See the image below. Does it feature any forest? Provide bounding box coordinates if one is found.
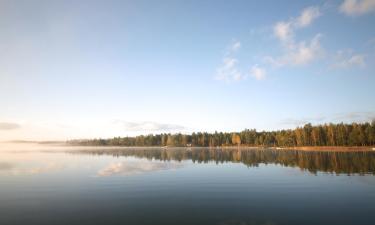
[68,121,375,147]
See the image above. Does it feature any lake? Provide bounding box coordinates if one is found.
[1,145,375,225]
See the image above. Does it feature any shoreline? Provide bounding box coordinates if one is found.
[65,144,375,152]
[276,146,375,152]
[2,142,374,152]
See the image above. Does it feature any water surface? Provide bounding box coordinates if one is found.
[1,146,374,225]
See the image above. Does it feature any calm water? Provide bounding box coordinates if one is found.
[1,145,375,225]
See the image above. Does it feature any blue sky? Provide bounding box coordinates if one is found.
[0,0,375,140]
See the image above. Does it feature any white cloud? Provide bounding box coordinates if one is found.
[281,111,375,127]
[216,49,267,81]
[333,111,375,121]
[217,40,270,81]
[215,57,243,81]
[347,55,366,66]
[331,50,366,68]
[218,6,323,81]
[268,34,323,66]
[295,6,321,28]
[230,41,241,51]
[274,22,293,42]
[250,65,266,80]
[280,116,326,126]
[340,0,375,16]
[216,40,247,82]
[223,57,238,69]
[113,120,185,132]
[269,7,323,67]
[273,6,321,43]
[285,34,323,65]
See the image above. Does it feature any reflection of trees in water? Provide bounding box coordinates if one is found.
[70,148,375,175]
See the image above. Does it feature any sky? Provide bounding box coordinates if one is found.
[1,0,375,141]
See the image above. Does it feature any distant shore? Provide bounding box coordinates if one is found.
[64,143,375,152]
[205,145,375,152]
[2,141,374,152]
[273,146,375,152]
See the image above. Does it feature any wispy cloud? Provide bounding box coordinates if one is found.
[113,120,185,132]
[295,6,322,28]
[333,111,375,122]
[0,122,20,130]
[281,111,375,126]
[215,41,246,82]
[267,34,323,66]
[269,6,323,67]
[366,37,375,48]
[280,116,326,127]
[249,65,266,80]
[273,6,321,44]
[331,50,366,68]
[230,41,241,52]
[340,0,375,16]
[216,40,268,81]
[217,3,370,82]
[215,57,243,81]
[274,21,293,43]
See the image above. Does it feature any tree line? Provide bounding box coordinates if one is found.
[68,121,375,147]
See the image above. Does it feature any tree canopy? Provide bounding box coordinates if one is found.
[68,121,375,147]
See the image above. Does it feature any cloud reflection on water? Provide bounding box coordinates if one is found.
[0,162,64,176]
[97,160,183,177]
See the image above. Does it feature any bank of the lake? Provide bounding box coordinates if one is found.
[272,146,375,152]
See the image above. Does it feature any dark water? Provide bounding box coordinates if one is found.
[1,146,375,225]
